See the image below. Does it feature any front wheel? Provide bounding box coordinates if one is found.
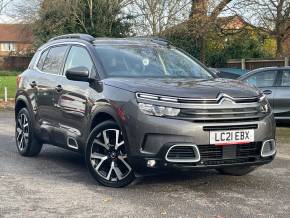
[85,120,135,188]
[216,166,257,176]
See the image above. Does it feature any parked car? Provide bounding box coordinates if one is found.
[239,67,290,122]
[15,34,276,187]
[210,68,248,79]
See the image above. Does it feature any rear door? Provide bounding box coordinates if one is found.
[35,45,69,138]
[273,69,290,120]
[243,70,279,110]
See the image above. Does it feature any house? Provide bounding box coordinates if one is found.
[0,24,33,56]
[283,36,290,56]
[218,15,247,31]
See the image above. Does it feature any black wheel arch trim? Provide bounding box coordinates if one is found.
[15,94,40,136]
[88,102,132,156]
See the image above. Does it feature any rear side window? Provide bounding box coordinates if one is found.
[281,70,290,86]
[36,49,49,70]
[42,46,68,74]
[64,46,94,74]
[245,70,277,88]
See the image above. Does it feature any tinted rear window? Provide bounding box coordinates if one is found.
[42,46,68,74]
[36,49,49,70]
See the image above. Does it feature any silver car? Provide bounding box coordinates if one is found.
[239,67,290,122]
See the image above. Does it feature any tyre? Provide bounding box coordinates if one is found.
[216,166,257,176]
[15,108,43,157]
[85,120,135,188]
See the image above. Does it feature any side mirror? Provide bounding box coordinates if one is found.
[65,66,92,82]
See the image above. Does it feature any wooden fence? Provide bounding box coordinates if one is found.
[0,56,32,71]
[226,57,289,70]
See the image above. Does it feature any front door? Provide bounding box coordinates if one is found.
[54,45,97,149]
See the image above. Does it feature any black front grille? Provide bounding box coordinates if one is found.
[198,142,261,161]
[166,146,196,160]
[237,143,261,157]
[198,145,223,159]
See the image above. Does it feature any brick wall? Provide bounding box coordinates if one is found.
[0,56,32,71]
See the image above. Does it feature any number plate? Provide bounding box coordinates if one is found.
[210,129,254,145]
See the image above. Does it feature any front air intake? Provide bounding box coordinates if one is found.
[261,139,276,157]
[165,144,200,163]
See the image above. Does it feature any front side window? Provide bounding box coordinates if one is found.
[42,46,68,74]
[245,71,277,88]
[95,45,213,79]
[281,70,290,87]
[64,46,94,74]
[0,42,16,52]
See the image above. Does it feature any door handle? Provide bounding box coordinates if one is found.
[55,85,63,92]
[263,90,272,95]
[30,81,37,88]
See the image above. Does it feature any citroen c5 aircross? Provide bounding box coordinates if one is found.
[15,34,276,187]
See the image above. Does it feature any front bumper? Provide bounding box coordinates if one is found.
[123,107,276,172]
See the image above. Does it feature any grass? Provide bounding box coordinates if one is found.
[0,75,17,99]
[0,71,21,76]
[0,71,20,99]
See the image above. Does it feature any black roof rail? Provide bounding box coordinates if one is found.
[49,34,95,43]
[127,37,172,46]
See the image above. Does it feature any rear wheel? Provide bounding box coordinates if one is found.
[15,108,43,157]
[216,166,257,176]
[86,120,135,188]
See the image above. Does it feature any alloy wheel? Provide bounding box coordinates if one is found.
[16,113,29,151]
[90,128,132,182]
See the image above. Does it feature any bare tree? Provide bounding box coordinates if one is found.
[240,0,290,57]
[69,0,132,36]
[0,0,14,14]
[129,0,191,35]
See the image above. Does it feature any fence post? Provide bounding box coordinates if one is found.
[4,87,7,102]
[241,59,246,70]
[285,57,289,66]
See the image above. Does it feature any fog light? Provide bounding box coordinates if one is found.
[147,160,156,168]
[261,139,276,157]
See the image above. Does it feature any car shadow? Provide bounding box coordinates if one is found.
[32,145,274,192]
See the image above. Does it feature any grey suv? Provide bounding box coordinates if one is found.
[15,34,276,187]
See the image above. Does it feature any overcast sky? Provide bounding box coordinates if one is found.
[0,0,23,23]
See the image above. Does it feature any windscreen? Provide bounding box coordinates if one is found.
[95,45,213,79]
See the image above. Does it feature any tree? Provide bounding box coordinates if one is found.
[69,0,133,37]
[188,0,233,62]
[21,0,133,45]
[240,0,290,57]
[129,0,191,35]
[0,0,13,14]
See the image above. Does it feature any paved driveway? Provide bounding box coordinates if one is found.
[0,111,290,217]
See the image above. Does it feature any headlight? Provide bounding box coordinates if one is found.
[138,103,180,117]
[259,95,271,114]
